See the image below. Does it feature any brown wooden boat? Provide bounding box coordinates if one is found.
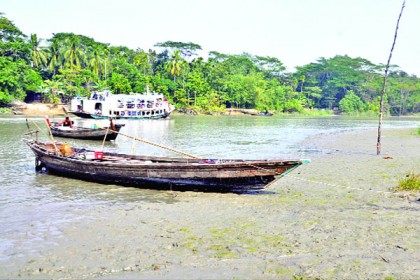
[23,140,305,192]
[50,123,125,141]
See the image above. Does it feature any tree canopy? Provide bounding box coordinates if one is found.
[0,13,419,115]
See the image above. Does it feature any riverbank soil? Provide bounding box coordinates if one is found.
[2,128,419,279]
[7,101,66,116]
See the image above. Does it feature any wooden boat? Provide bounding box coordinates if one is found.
[50,123,125,141]
[23,140,305,192]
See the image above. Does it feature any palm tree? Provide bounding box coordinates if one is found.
[29,34,47,68]
[88,45,105,78]
[166,49,184,82]
[40,79,64,103]
[46,39,62,75]
[133,49,151,75]
[63,34,85,69]
[102,47,110,80]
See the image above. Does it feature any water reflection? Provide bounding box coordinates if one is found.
[30,173,180,205]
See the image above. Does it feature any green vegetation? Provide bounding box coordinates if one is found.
[394,172,420,192]
[1,13,419,114]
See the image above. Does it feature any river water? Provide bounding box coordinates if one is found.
[0,114,418,275]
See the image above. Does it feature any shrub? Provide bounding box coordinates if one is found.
[394,173,420,192]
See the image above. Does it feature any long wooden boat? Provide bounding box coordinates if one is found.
[50,123,125,141]
[24,140,305,192]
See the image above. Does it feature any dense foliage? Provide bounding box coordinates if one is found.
[1,13,419,114]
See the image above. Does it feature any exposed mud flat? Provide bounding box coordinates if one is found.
[1,128,419,279]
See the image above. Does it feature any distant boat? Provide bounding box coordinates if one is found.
[24,140,305,192]
[251,111,273,116]
[69,89,175,119]
[50,122,125,141]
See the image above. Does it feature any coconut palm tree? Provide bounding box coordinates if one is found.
[133,49,151,75]
[63,34,85,69]
[46,39,62,75]
[29,34,47,68]
[166,49,185,82]
[102,47,110,80]
[88,45,105,78]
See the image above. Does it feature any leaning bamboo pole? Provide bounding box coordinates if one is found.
[101,126,110,151]
[108,129,200,159]
[30,119,60,155]
[377,0,406,155]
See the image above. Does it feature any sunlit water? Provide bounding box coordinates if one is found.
[0,114,418,264]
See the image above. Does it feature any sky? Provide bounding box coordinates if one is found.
[2,0,419,76]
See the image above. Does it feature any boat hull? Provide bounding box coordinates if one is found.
[69,111,171,120]
[25,141,303,192]
[50,124,124,141]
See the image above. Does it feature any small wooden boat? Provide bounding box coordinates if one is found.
[23,140,305,192]
[50,123,125,141]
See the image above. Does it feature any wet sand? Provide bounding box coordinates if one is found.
[2,128,419,279]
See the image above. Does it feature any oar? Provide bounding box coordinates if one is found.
[109,129,201,159]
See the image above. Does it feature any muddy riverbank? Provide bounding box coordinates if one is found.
[1,127,419,279]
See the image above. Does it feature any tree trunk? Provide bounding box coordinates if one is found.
[377,0,406,155]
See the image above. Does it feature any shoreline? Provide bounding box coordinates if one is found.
[2,102,420,118]
[1,127,419,279]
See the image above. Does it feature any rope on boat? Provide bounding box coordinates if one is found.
[108,129,201,159]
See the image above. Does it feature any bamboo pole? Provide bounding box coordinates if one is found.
[108,129,201,159]
[44,119,61,156]
[31,119,60,155]
[377,0,406,155]
[101,126,110,151]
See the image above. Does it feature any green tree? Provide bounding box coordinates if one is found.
[339,91,365,113]
[107,72,132,94]
[0,57,42,103]
[0,13,30,61]
[39,79,64,103]
[54,67,97,97]
[155,41,202,59]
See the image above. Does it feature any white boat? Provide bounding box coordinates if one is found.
[69,89,175,119]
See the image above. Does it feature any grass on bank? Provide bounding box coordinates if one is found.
[0,107,12,114]
[393,173,420,192]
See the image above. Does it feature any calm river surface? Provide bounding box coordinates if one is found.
[0,114,418,268]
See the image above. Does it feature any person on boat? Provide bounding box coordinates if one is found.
[58,116,73,128]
